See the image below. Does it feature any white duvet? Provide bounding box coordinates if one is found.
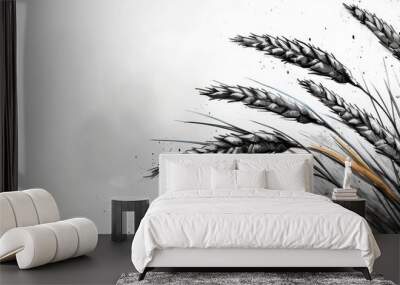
[131,190,380,272]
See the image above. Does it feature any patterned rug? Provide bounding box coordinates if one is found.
[116,272,396,285]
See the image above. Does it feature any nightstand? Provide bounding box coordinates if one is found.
[332,198,366,218]
[111,196,149,242]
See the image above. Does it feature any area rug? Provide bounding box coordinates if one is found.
[116,272,396,285]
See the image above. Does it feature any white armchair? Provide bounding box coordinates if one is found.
[0,188,98,269]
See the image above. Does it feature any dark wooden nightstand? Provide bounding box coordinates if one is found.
[111,196,149,242]
[332,198,366,218]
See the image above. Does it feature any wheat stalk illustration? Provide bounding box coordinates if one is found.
[198,84,322,124]
[231,34,357,85]
[188,131,296,154]
[147,2,400,232]
[300,79,400,165]
[344,4,400,60]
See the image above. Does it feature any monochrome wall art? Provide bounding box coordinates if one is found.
[146,2,400,233]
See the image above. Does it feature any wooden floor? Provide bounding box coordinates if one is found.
[0,235,133,285]
[1,234,398,285]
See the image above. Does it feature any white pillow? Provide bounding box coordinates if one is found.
[238,159,309,191]
[236,169,268,189]
[211,168,236,190]
[165,159,235,191]
[166,162,210,191]
[267,163,307,191]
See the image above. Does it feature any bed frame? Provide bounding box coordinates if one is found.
[139,154,371,280]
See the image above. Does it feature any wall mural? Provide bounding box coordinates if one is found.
[147,3,400,233]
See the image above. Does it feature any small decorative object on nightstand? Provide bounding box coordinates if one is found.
[332,198,366,218]
[111,196,149,242]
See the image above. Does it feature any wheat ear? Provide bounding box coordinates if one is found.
[188,130,298,154]
[231,34,357,85]
[300,79,400,165]
[344,4,400,60]
[198,84,322,124]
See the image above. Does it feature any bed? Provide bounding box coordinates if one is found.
[131,153,380,280]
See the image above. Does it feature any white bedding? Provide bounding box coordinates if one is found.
[131,190,380,273]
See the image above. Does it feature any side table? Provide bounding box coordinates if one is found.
[332,198,366,218]
[111,196,149,242]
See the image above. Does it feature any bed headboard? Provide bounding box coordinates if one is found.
[158,153,314,195]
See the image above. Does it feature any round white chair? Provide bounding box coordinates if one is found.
[0,189,98,269]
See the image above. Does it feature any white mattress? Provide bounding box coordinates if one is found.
[131,190,380,273]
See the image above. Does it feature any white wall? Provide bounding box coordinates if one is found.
[16,0,400,233]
